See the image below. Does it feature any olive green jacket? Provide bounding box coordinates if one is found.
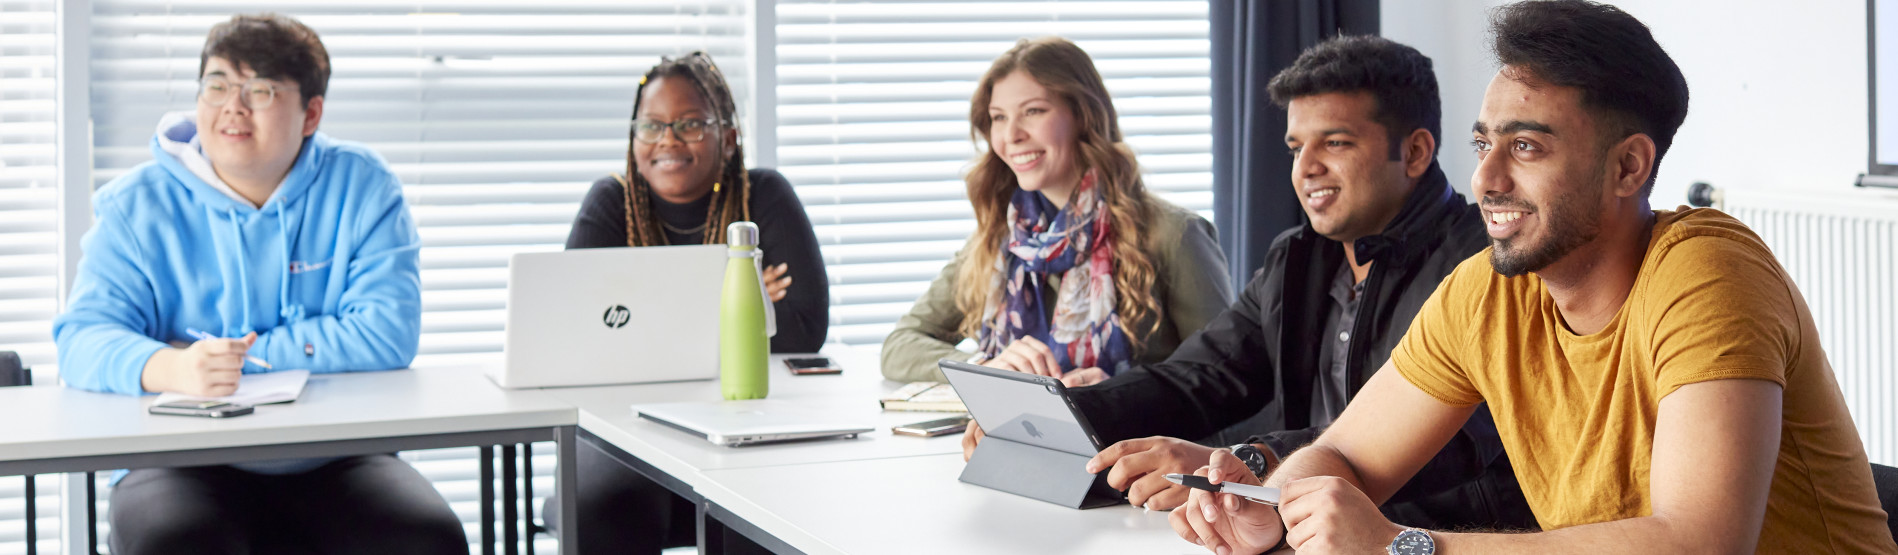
[880,198,1233,382]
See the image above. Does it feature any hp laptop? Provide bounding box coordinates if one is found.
[632,400,877,446]
[487,245,725,388]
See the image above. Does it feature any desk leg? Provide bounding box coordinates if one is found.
[553,426,578,555]
[502,444,519,555]
[698,501,805,555]
[480,446,496,555]
[23,475,33,555]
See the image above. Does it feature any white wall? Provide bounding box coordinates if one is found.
[1384,0,1870,206]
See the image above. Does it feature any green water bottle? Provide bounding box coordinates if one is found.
[720,221,769,400]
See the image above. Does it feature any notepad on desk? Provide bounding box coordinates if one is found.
[155,370,310,406]
[879,381,966,412]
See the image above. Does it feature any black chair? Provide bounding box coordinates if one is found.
[1873,463,1898,547]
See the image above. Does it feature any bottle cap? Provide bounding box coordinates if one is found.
[726,221,759,248]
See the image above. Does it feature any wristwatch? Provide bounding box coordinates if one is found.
[1227,443,1269,478]
[1388,527,1435,555]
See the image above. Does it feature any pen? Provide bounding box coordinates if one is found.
[1164,473,1280,505]
[184,328,274,369]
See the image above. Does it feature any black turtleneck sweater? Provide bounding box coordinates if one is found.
[564,168,829,352]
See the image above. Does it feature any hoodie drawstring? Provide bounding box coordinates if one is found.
[277,203,300,323]
[228,208,253,336]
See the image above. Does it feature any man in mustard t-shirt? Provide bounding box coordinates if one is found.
[1167,1,1897,554]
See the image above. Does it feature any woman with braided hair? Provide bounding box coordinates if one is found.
[553,52,825,554]
[566,51,828,352]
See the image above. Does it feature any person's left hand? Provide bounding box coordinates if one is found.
[1060,367,1108,387]
[1171,450,1282,555]
[763,263,792,302]
[1277,476,1406,554]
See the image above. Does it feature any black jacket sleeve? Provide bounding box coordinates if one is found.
[565,175,630,249]
[747,169,830,353]
[1068,267,1278,445]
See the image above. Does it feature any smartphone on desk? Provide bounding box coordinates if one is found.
[149,400,254,418]
[783,356,842,375]
[893,414,971,437]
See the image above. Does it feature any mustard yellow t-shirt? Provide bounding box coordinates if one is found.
[1392,208,1894,553]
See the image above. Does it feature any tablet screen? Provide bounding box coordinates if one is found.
[938,360,1099,456]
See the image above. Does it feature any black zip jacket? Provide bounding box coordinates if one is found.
[1069,162,1535,529]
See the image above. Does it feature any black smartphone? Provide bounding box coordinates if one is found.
[892,414,971,437]
[783,356,842,375]
[149,400,254,418]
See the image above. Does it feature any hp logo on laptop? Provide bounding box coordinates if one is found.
[602,305,631,329]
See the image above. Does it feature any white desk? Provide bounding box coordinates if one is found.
[560,348,1197,554]
[699,454,1200,555]
[545,348,963,489]
[0,367,581,554]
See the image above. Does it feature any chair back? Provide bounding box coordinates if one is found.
[0,351,27,387]
[1873,463,1898,548]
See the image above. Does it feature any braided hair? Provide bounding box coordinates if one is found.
[621,51,751,246]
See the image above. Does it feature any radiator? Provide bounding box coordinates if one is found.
[1710,188,1898,467]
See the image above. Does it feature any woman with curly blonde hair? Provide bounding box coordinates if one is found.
[882,37,1231,386]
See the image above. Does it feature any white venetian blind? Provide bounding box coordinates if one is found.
[86,0,752,368]
[80,3,750,552]
[0,1,60,370]
[0,1,61,553]
[774,0,1215,345]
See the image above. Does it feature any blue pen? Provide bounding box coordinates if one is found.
[184,328,274,369]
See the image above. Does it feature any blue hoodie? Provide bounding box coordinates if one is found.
[54,114,423,396]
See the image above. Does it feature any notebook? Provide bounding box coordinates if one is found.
[154,369,310,406]
[879,382,967,412]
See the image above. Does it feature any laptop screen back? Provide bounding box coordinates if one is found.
[939,360,1099,456]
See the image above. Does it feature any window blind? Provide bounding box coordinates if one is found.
[85,0,752,368]
[773,0,1215,346]
[0,1,60,371]
[0,2,60,550]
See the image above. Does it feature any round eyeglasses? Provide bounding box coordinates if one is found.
[633,117,728,144]
[198,77,281,110]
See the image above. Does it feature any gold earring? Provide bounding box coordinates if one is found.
[713,182,721,193]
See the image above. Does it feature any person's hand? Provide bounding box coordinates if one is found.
[961,419,986,461]
[762,263,792,302]
[1171,449,1283,555]
[1060,367,1108,387]
[1277,476,1405,554]
[1086,437,1215,510]
[143,332,256,396]
[984,336,1062,377]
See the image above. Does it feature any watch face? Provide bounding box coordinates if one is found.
[1229,445,1267,476]
[1391,529,1434,555]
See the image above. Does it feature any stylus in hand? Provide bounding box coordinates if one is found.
[1164,473,1280,506]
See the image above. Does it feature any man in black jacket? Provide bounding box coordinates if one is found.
[962,36,1533,529]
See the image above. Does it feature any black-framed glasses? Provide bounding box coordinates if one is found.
[633,117,727,144]
[198,77,281,110]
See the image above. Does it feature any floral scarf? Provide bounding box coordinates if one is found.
[976,172,1132,375]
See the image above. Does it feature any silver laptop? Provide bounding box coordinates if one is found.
[633,400,877,446]
[488,245,725,389]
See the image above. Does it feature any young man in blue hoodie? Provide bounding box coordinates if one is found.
[52,13,466,555]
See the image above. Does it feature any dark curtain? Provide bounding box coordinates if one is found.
[1209,0,1380,289]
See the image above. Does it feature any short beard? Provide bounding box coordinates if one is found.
[1489,167,1606,277]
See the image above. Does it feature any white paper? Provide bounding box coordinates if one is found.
[155,370,310,406]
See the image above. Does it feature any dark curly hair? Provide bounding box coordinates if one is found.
[1490,0,1689,196]
[1266,35,1441,160]
[199,13,330,108]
